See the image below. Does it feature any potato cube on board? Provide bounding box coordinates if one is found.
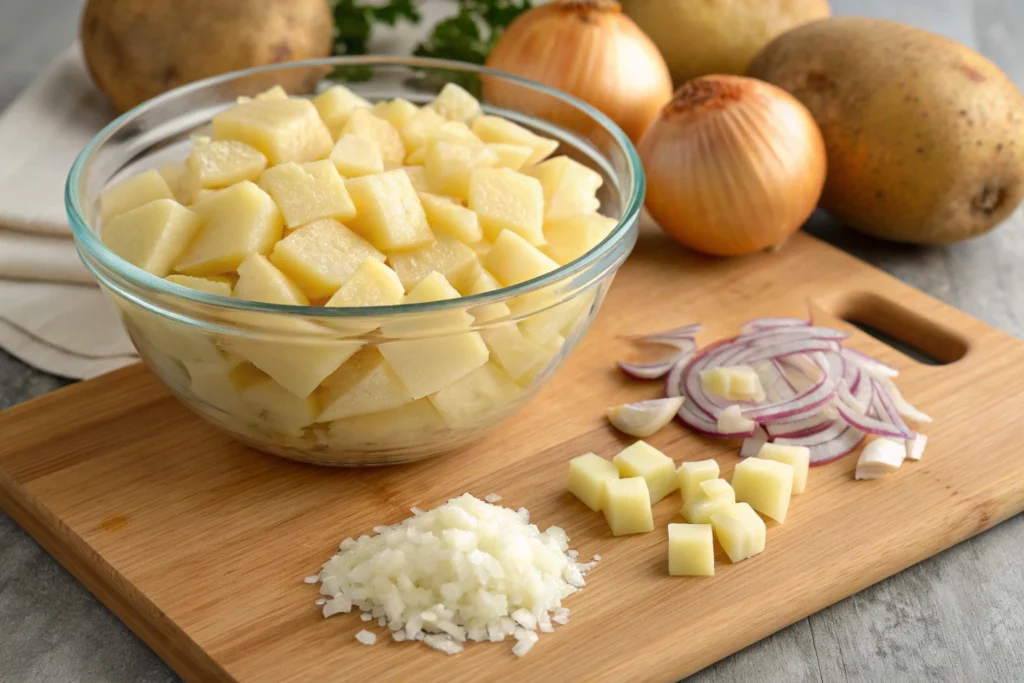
[213,98,333,166]
[102,199,200,277]
[481,323,559,383]
[317,348,414,422]
[378,332,489,399]
[681,478,736,523]
[471,115,559,166]
[430,83,482,123]
[314,86,371,139]
[731,457,794,523]
[240,375,321,432]
[419,192,483,244]
[187,140,267,190]
[387,236,480,292]
[711,502,766,563]
[345,170,433,252]
[568,453,619,512]
[483,229,559,287]
[613,441,678,504]
[527,156,602,222]
[603,477,655,536]
[400,106,448,153]
[258,160,356,230]
[341,108,405,168]
[487,143,533,172]
[668,523,714,577]
[99,169,175,223]
[427,362,521,428]
[174,181,283,276]
[373,98,420,130]
[469,168,546,245]
[328,398,445,450]
[677,459,720,503]
[425,139,498,200]
[380,271,474,337]
[165,274,232,297]
[331,134,385,178]
[269,218,383,299]
[542,213,618,265]
[758,443,810,494]
[233,253,308,306]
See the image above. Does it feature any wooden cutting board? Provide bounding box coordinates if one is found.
[2,227,1023,683]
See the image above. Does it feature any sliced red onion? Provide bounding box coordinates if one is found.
[870,378,914,438]
[638,323,702,342]
[739,318,810,334]
[765,414,834,439]
[739,426,769,457]
[806,426,867,465]
[740,326,850,345]
[741,376,836,422]
[619,341,694,380]
[677,402,755,438]
[877,377,932,424]
[665,356,688,398]
[836,380,867,414]
[842,348,899,378]
[835,402,912,439]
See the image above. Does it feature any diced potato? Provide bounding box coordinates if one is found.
[160,162,193,204]
[317,347,414,422]
[330,134,384,178]
[603,477,654,536]
[399,106,447,153]
[345,170,433,251]
[419,192,483,244]
[425,139,499,200]
[213,98,333,165]
[186,359,260,415]
[481,323,558,383]
[240,374,321,432]
[527,156,603,221]
[429,83,482,123]
[233,253,308,305]
[469,168,545,245]
[387,236,479,292]
[677,459,720,503]
[517,291,592,346]
[405,146,427,166]
[174,181,283,276]
[710,502,766,563]
[699,478,736,503]
[378,332,489,399]
[568,452,619,512]
[269,218,384,298]
[471,115,559,166]
[99,169,175,223]
[681,478,736,523]
[341,108,405,168]
[258,160,356,230]
[487,143,533,171]
[431,121,479,145]
[462,268,511,324]
[542,213,617,265]
[380,271,473,337]
[668,523,714,577]
[314,85,371,139]
[613,440,678,504]
[401,166,431,194]
[427,362,521,427]
[483,229,558,287]
[235,86,288,104]
[102,199,200,277]
[165,274,232,297]
[758,443,810,494]
[731,457,794,523]
[700,365,763,401]
[187,140,267,190]
[373,98,420,129]
[322,257,405,336]
[328,398,446,450]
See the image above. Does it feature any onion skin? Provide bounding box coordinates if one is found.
[639,75,827,256]
[484,0,673,142]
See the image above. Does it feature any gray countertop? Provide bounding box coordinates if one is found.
[2,1,1024,681]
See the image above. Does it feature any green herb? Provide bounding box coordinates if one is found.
[331,0,421,81]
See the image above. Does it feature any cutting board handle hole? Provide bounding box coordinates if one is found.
[832,292,968,366]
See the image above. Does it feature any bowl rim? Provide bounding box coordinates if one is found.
[66,55,644,318]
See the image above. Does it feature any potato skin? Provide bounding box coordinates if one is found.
[81,0,334,112]
[748,17,1024,244]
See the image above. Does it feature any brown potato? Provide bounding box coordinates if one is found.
[749,17,1024,244]
[80,0,334,112]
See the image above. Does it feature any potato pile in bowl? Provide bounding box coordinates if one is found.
[97,82,616,459]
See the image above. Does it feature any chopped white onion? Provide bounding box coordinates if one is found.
[355,630,376,645]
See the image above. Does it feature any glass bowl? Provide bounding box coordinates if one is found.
[66,57,642,466]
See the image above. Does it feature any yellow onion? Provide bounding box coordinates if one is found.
[485,0,673,142]
[639,75,827,256]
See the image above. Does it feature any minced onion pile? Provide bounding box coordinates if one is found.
[313,493,596,657]
[619,318,931,465]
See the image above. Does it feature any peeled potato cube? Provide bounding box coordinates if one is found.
[528,156,603,221]
[484,229,558,287]
[341,108,405,168]
[373,98,420,130]
[102,199,200,277]
[258,160,356,230]
[469,168,545,245]
[603,477,654,536]
[325,257,404,308]
[758,443,810,494]
[711,502,766,563]
[517,292,592,346]
[213,98,333,165]
[405,146,427,166]
[314,85,371,139]
[420,192,483,244]
[542,213,617,265]
[381,271,474,337]
[317,347,414,422]
[568,452,619,512]
[387,236,479,292]
[269,218,384,299]
[345,170,433,251]
[487,143,533,171]
[328,398,445,450]
[425,139,499,200]
[428,362,521,427]
[174,181,283,276]
[401,166,431,194]
[330,134,384,178]
[699,478,736,503]
[668,523,714,577]
[165,274,232,297]
[240,375,321,432]
[400,106,447,153]
[430,83,481,122]
[160,162,193,204]
[187,140,267,190]
[677,459,720,503]
[613,440,678,504]
[186,359,259,415]
[99,169,175,223]
[431,121,480,145]
[233,253,308,305]
[471,115,559,166]
[481,323,559,383]
[731,457,794,523]
[681,496,734,525]
[701,365,763,401]
[462,269,511,324]
[378,332,489,399]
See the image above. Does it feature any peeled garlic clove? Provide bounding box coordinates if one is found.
[607,397,685,438]
[855,438,906,480]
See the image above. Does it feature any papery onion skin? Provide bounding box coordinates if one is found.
[639,75,827,256]
[484,0,673,142]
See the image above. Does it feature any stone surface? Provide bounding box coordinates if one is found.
[1,1,1023,681]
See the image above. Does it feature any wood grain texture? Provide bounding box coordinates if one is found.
[2,228,1024,682]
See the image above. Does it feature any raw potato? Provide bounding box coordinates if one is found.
[269,218,383,299]
[214,98,333,166]
[427,362,521,427]
[102,199,200,277]
[668,523,714,577]
[748,17,1024,244]
[568,452,620,512]
[603,477,655,536]
[612,441,678,504]
[99,169,175,223]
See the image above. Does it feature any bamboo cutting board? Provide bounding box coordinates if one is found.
[2,227,1023,683]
